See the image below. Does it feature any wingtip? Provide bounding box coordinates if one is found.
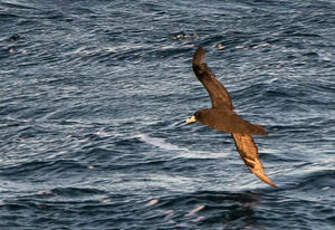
[192,47,205,66]
[252,159,276,187]
[260,175,276,188]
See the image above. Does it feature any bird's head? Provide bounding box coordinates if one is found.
[186,111,203,124]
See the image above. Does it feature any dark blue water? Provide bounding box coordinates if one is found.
[1,0,335,229]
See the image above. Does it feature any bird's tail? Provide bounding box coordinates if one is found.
[248,123,267,136]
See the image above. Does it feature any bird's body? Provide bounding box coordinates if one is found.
[193,108,267,135]
[187,47,275,187]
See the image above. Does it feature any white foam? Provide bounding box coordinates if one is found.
[136,133,228,159]
[136,133,187,151]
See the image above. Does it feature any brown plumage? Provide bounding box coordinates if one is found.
[187,47,275,187]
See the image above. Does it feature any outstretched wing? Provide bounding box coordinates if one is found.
[192,47,233,110]
[232,133,275,187]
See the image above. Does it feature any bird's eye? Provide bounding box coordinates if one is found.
[194,111,201,119]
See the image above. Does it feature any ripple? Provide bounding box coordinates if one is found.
[1,0,335,229]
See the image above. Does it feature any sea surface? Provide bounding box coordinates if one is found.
[1,0,335,229]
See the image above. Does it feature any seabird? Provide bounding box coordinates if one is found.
[186,47,275,187]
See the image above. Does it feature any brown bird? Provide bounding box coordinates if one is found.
[186,47,275,187]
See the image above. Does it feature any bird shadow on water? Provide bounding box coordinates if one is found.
[144,190,269,229]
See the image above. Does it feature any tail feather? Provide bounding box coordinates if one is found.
[249,123,267,136]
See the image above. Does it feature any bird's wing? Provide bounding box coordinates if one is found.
[192,47,233,110]
[232,133,275,187]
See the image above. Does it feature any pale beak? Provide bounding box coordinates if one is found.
[186,115,196,124]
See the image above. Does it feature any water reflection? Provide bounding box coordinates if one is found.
[147,190,267,229]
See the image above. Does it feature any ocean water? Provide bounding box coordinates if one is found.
[1,0,335,229]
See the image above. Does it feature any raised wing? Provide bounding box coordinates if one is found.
[192,47,233,109]
[232,133,275,187]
